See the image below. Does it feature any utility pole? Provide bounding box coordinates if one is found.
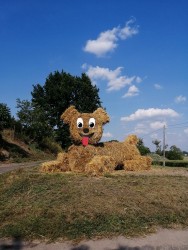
[163,125,166,167]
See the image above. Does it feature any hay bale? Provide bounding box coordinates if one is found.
[41,106,151,175]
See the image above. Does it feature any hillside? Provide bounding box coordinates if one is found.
[0,129,54,162]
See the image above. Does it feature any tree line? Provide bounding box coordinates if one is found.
[138,138,185,160]
[0,69,186,159]
[0,70,102,152]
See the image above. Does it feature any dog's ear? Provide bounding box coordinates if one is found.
[93,108,110,125]
[60,106,80,124]
[125,135,139,145]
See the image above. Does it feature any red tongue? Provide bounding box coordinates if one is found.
[82,137,89,146]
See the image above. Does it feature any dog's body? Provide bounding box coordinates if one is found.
[42,106,151,175]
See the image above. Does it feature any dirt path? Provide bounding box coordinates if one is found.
[0,228,188,249]
[0,161,44,174]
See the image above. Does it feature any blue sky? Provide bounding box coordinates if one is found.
[0,0,188,151]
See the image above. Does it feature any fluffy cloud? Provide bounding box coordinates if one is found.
[83,28,118,57]
[121,108,179,122]
[132,121,167,136]
[133,123,148,134]
[135,77,142,83]
[175,95,186,103]
[118,18,139,39]
[84,65,138,91]
[83,18,138,57]
[102,132,113,138]
[150,121,167,130]
[122,85,139,98]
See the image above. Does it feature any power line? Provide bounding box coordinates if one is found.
[140,121,188,139]
[168,121,188,127]
[142,128,163,137]
[167,125,188,130]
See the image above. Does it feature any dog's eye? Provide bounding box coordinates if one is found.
[77,118,83,128]
[89,118,95,128]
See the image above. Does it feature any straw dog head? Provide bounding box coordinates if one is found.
[61,106,110,145]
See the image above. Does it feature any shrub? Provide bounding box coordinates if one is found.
[165,145,184,160]
[39,137,62,155]
[148,153,164,165]
[153,160,188,168]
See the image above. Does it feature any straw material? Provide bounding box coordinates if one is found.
[41,106,151,175]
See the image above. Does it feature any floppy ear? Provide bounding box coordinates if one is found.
[60,106,80,124]
[93,108,110,125]
[125,135,139,145]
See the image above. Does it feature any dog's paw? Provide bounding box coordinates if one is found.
[85,156,115,176]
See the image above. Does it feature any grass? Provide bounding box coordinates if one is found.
[184,156,188,161]
[0,166,188,242]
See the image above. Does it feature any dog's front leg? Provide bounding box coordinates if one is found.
[85,156,116,176]
[41,152,70,172]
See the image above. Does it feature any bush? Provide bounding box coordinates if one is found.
[137,138,151,156]
[148,153,164,165]
[153,160,188,168]
[39,137,62,155]
[165,145,184,160]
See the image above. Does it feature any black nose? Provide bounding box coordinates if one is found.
[83,128,89,133]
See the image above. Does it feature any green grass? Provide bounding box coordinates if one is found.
[0,166,188,241]
[184,156,188,161]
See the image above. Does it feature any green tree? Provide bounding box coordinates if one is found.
[31,70,102,147]
[165,145,184,160]
[152,139,162,155]
[16,99,53,143]
[137,138,151,155]
[0,103,12,130]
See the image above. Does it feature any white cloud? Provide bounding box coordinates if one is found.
[121,108,179,122]
[118,18,139,39]
[175,95,186,103]
[83,18,138,57]
[134,123,148,134]
[135,76,142,83]
[154,84,163,90]
[84,65,137,91]
[83,28,118,57]
[122,85,139,98]
[184,128,188,135]
[103,132,113,138]
[150,121,167,130]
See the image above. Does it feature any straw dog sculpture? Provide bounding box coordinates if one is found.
[42,106,151,175]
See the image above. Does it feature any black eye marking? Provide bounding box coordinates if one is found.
[77,118,83,128]
[89,118,95,128]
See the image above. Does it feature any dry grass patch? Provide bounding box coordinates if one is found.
[0,166,188,241]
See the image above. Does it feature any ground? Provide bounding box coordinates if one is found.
[0,162,188,250]
[0,228,188,249]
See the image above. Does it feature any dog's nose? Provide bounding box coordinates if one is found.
[83,128,89,133]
